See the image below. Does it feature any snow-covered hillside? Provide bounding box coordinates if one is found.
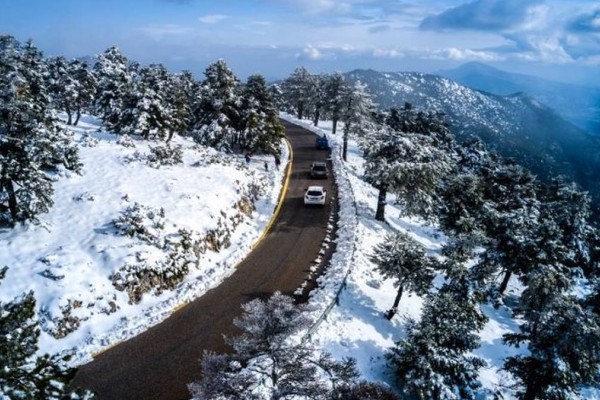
[284,114,600,400]
[0,115,287,364]
[437,62,600,134]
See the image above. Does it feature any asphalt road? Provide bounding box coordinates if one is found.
[72,121,337,400]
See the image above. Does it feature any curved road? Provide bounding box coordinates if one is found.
[73,121,337,400]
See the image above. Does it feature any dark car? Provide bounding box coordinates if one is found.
[316,135,329,150]
[310,161,328,179]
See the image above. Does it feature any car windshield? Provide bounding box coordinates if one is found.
[313,165,326,171]
[307,190,323,196]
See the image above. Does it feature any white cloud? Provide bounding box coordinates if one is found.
[299,44,323,60]
[199,14,228,24]
[442,47,505,61]
[371,46,504,62]
[274,0,364,15]
[137,24,193,40]
[372,48,403,58]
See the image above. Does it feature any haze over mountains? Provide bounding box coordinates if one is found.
[437,62,600,135]
[344,69,600,217]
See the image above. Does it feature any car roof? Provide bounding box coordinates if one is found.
[307,185,325,191]
[312,161,327,166]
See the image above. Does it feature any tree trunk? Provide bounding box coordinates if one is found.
[297,101,304,120]
[385,285,403,320]
[66,105,72,125]
[499,270,512,295]
[342,123,349,161]
[74,109,82,126]
[332,118,338,134]
[313,105,320,126]
[166,130,174,143]
[375,186,387,221]
[523,379,541,400]
[1,178,18,223]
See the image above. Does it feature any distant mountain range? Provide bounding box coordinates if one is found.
[343,69,600,216]
[436,62,600,135]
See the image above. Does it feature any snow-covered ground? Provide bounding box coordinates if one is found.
[3,113,598,399]
[0,115,287,365]
[281,114,600,400]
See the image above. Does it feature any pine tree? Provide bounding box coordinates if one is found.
[68,59,97,126]
[116,63,172,140]
[0,267,94,399]
[307,73,324,126]
[537,178,596,276]
[503,269,600,400]
[282,66,312,120]
[46,56,73,123]
[362,125,452,222]
[370,232,438,320]
[343,382,403,400]
[388,271,487,400]
[165,70,197,141]
[341,80,375,161]
[268,83,288,113]
[192,59,240,151]
[46,57,96,126]
[497,175,600,398]
[1,36,80,225]
[471,160,540,298]
[93,46,132,132]
[323,72,349,135]
[438,139,491,235]
[239,74,284,155]
[189,292,359,400]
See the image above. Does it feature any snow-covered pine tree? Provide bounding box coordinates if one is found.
[282,66,312,120]
[437,139,491,235]
[361,126,405,222]
[189,292,360,400]
[116,63,172,140]
[323,72,349,134]
[500,176,600,399]
[370,231,438,320]
[93,46,132,132]
[165,70,198,141]
[306,73,324,126]
[387,269,487,400]
[0,267,94,399]
[192,59,240,151]
[503,266,600,400]
[470,160,540,298]
[537,178,596,276]
[362,124,453,222]
[69,59,97,126]
[0,36,80,225]
[46,57,97,126]
[239,74,284,155]
[343,382,402,400]
[46,56,73,123]
[268,82,288,114]
[341,80,375,161]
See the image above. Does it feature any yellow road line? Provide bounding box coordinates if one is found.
[253,139,293,249]
[92,340,122,359]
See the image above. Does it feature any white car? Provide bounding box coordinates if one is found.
[304,186,327,207]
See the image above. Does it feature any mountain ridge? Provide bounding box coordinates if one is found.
[343,68,600,216]
[436,62,600,134]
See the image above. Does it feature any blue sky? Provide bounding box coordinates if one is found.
[1,0,599,84]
